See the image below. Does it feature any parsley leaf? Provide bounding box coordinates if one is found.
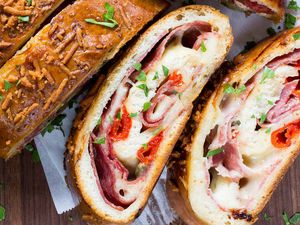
[290,212,300,224]
[137,84,149,97]
[267,27,276,36]
[143,102,151,112]
[263,212,272,221]
[4,80,12,91]
[27,0,32,6]
[136,71,147,82]
[162,65,169,77]
[85,18,116,28]
[41,114,66,136]
[18,16,29,22]
[103,2,117,24]
[97,117,102,125]
[25,143,35,152]
[285,13,296,29]
[130,113,137,118]
[0,206,5,221]
[293,33,300,40]
[0,94,2,101]
[267,100,274,105]
[259,113,267,124]
[260,67,275,84]
[117,110,122,120]
[224,84,246,95]
[153,126,163,135]
[142,143,148,150]
[283,212,291,225]
[288,0,300,10]
[200,41,207,52]
[134,62,142,71]
[153,71,159,80]
[265,127,271,134]
[94,137,105,145]
[206,147,224,157]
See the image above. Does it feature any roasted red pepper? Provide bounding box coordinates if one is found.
[137,131,164,164]
[168,71,184,87]
[271,119,300,148]
[109,105,132,141]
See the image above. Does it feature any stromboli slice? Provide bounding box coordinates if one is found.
[0,0,65,66]
[222,0,284,22]
[0,0,166,159]
[167,27,300,225]
[67,5,232,224]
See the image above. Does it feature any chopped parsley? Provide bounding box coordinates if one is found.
[117,110,122,120]
[143,102,151,112]
[41,114,66,136]
[142,143,148,150]
[224,84,246,95]
[267,100,274,105]
[267,27,276,36]
[18,16,29,23]
[265,127,271,134]
[0,206,5,221]
[200,41,207,52]
[260,67,275,84]
[263,212,272,221]
[137,84,149,97]
[285,13,296,29]
[153,126,162,135]
[259,113,267,124]
[288,0,300,10]
[85,3,118,28]
[293,33,300,40]
[290,213,300,224]
[130,113,137,118]
[134,62,142,71]
[206,147,224,157]
[25,143,40,163]
[0,94,2,101]
[283,212,291,225]
[109,115,113,124]
[136,71,147,82]
[97,117,102,125]
[94,137,105,145]
[162,65,169,77]
[4,80,12,91]
[153,71,159,80]
[27,0,32,6]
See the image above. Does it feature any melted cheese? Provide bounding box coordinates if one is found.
[113,33,220,170]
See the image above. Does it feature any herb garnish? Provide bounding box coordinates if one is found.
[288,0,300,10]
[0,206,5,221]
[25,143,40,163]
[267,100,274,105]
[94,137,106,145]
[0,94,2,101]
[267,27,276,36]
[137,84,149,97]
[259,113,267,124]
[85,3,118,28]
[260,67,275,84]
[18,16,29,23]
[206,147,224,157]
[137,71,147,82]
[4,80,12,91]
[200,41,207,52]
[117,110,122,120]
[293,33,300,40]
[27,0,32,6]
[224,84,246,95]
[285,13,296,29]
[162,65,169,77]
[97,117,102,125]
[41,114,66,136]
[143,102,151,112]
[134,62,142,71]
[130,113,137,118]
[290,213,300,224]
[153,126,162,135]
[142,143,148,150]
[265,127,271,134]
[153,71,159,80]
[263,212,272,221]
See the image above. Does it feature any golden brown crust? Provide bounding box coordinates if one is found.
[0,0,65,66]
[168,26,300,224]
[0,0,167,159]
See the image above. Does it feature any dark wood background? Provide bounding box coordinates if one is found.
[0,149,299,225]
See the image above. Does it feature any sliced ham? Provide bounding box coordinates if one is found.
[235,0,273,14]
[267,49,300,70]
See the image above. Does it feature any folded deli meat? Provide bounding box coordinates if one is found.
[222,0,284,22]
[167,27,300,225]
[67,5,232,224]
[0,0,165,159]
[0,0,65,66]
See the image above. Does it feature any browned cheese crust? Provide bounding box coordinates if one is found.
[167,26,300,225]
[0,0,66,66]
[0,0,167,159]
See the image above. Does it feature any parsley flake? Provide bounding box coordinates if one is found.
[288,0,300,10]
[224,84,246,95]
[162,65,169,77]
[143,102,151,112]
[263,212,272,221]
[206,147,224,157]
[290,212,300,224]
[130,113,138,118]
[4,80,12,91]
[259,113,267,124]
[94,137,105,145]
[265,127,271,134]
[117,110,122,120]
[285,13,296,29]
[137,71,147,82]
[283,212,291,225]
[293,33,300,40]
[18,16,29,22]
[137,84,149,97]
[0,206,5,221]
[267,27,276,36]
[260,67,275,84]
[200,41,207,52]
[142,143,148,150]
[27,0,32,6]
[0,94,2,101]
[41,114,66,136]
[134,62,142,71]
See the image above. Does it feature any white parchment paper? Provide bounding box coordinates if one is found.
[34,0,299,223]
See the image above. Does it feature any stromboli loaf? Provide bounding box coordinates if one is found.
[0,0,166,159]
[0,0,65,66]
[167,27,300,225]
[222,0,284,22]
[67,5,233,224]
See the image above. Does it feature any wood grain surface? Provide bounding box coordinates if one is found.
[0,149,299,225]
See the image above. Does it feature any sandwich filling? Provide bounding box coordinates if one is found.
[204,48,300,214]
[89,21,220,209]
[225,0,275,14]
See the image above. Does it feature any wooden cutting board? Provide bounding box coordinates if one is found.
[0,150,299,225]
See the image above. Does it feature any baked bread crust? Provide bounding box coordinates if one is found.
[67,5,233,224]
[167,26,300,225]
[0,0,166,159]
[0,0,65,66]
